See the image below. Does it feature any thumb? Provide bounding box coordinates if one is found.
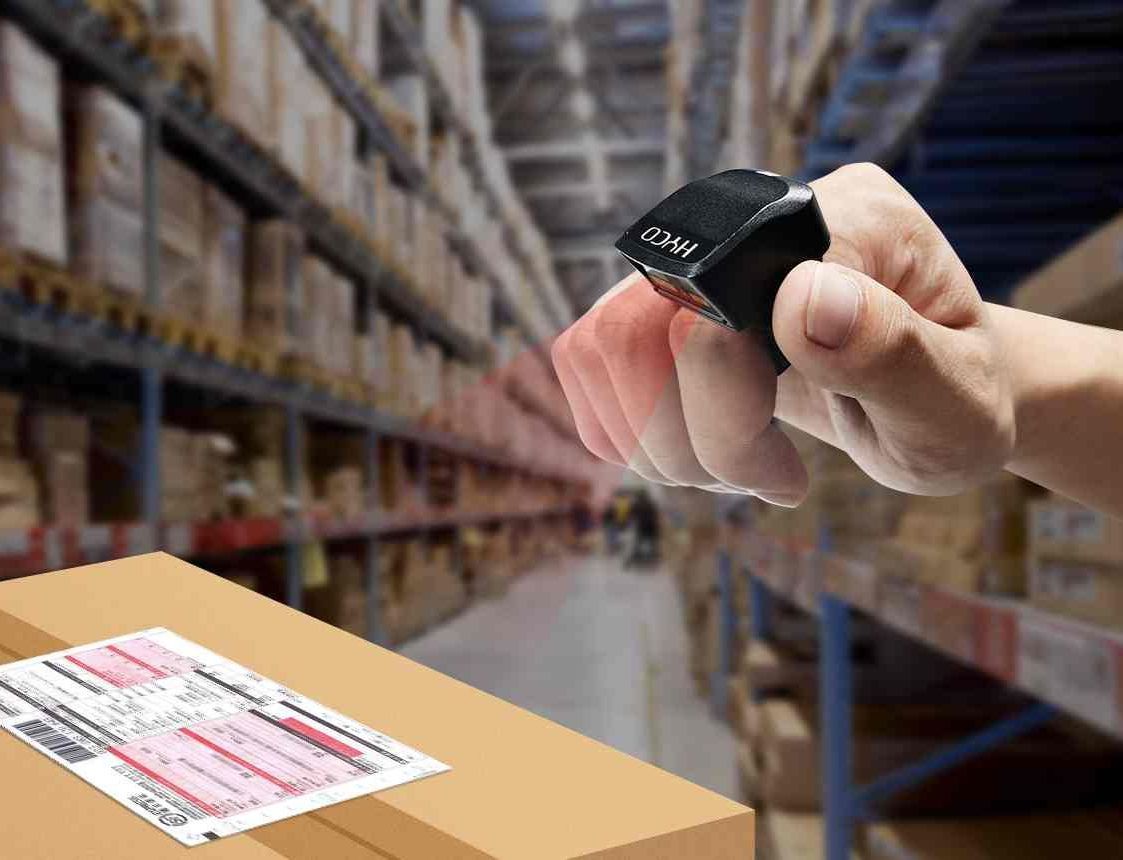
[773,260,960,407]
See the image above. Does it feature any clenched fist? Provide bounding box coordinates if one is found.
[551,163,1017,506]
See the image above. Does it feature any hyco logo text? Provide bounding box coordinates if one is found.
[640,227,699,259]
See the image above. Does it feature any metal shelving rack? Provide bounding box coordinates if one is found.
[713,531,1123,859]
[695,2,1123,857]
[0,0,587,646]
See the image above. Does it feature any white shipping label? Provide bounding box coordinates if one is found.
[1017,614,1118,734]
[0,628,449,846]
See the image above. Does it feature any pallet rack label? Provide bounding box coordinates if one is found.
[0,627,449,846]
[1016,614,1119,734]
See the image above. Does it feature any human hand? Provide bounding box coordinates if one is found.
[550,163,1016,505]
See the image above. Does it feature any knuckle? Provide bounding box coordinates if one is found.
[567,319,603,372]
[592,297,646,353]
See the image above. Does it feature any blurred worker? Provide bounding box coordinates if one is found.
[603,490,633,554]
[552,163,1123,519]
[624,488,661,568]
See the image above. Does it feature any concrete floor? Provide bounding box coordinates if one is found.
[401,553,739,799]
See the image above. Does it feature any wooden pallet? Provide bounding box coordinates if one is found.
[89,289,151,334]
[0,251,95,316]
[235,343,279,377]
[87,0,148,47]
[151,35,212,107]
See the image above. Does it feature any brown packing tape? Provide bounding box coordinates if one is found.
[0,555,753,858]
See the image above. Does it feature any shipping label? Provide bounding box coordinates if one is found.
[0,628,449,846]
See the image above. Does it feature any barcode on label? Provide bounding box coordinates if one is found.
[15,718,97,764]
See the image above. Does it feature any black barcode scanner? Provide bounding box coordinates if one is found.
[615,169,830,373]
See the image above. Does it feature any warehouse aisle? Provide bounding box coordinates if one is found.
[401,554,738,799]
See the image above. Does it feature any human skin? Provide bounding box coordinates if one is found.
[551,162,1123,518]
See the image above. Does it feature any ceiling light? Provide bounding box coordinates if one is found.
[570,89,595,123]
[559,38,586,78]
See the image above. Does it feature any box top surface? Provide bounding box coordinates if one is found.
[0,554,751,859]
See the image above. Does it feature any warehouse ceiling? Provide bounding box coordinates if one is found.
[477,0,670,314]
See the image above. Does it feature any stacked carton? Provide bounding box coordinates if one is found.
[201,186,246,339]
[304,552,367,637]
[268,19,309,181]
[89,408,232,522]
[387,74,429,169]
[157,154,205,322]
[1027,497,1123,631]
[302,255,357,377]
[0,392,38,530]
[146,0,217,66]
[214,0,272,145]
[25,409,89,527]
[209,406,286,518]
[67,87,144,297]
[877,475,1033,595]
[865,810,1123,860]
[0,24,66,265]
[246,220,305,356]
[382,539,466,643]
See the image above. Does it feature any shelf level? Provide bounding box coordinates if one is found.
[0,506,573,580]
[745,534,1123,742]
[0,291,588,485]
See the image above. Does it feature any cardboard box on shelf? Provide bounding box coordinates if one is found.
[1028,556,1123,632]
[146,0,217,65]
[0,143,66,265]
[38,449,88,527]
[0,23,63,152]
[1029,498,1123,566]
[387,74,429,168]
[201,184,245,339]
[246,220,305,355]
[756,698,1119,816]
[0,24,66,264]
[0,457,39,530]
[69,196,145,296]
[67,86,142,210]
[214,0,272,146]
[351,0,380,78]
[0,391,19,456]
[1012,213,1123,325]
[267,19,307,181]
[67,87,144,295]
[0,555,755,857]
[157,154,205,321]
[865,810,1123,860]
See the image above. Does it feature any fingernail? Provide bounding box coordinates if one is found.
[755,491,804,508]
[806,264,860,349]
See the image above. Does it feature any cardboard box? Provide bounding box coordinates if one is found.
[37,449,88,526]
[158,155,205,321]
[67,86,143,210]
[267,19,307,181]
[0,391,19,456]
[1028,556,1123,631]
[0,457,39,529]
[247,221,304,355]
[1029,498,1123,566]
[201,184,246,339]
[69,196,145,296]
[0,554,755,857]
[866,811,1123,860]
[351,0,380,79]
[0,143,66,264]
[147,0,217,65]
[0,23,61,152]
[214,0,272,146]
[1012,213,1123,324]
